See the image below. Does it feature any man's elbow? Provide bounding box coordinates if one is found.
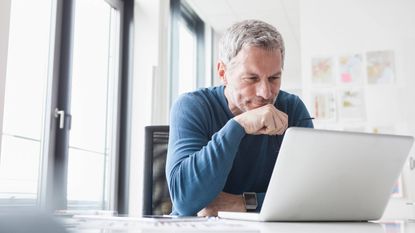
[168,183,204,216]
[171,199,200,216]
[166,165,207,216]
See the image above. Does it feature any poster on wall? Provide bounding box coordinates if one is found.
[338,54,363,85]
[391,175,404,198]
[366,50,395,84]
[338,89,366,121]
[310,90,336,121]
[311,57,335,85]
[382,221,405,233]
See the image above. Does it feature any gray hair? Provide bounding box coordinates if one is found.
[219,19,285,68]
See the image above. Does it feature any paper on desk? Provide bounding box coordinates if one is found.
[70,215,259,232]
[73,214,207,222]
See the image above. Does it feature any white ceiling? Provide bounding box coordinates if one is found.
[184,0,300,36]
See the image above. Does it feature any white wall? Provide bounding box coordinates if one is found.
[300,0,415,219]
[129,0,170,216]
[0,0,11,153]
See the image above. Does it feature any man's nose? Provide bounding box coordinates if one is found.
[256,81,272,99]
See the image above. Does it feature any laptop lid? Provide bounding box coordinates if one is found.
[220,127,414,221]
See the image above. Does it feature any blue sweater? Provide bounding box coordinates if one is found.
[166,86,313,216]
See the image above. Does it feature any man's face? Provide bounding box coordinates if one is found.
[218,46,283,115]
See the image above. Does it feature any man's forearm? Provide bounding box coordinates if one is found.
[197,192,246,217]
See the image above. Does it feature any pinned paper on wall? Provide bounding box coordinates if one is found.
[311,57,334,85]
[338,54,363,85]
[366,50,395,84]
[391,175,404,198]
[310,90,336,121]
[338,89,366,120]
[382,221,405,233]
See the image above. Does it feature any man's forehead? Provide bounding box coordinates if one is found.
[241,49,282,69]
[235,45,279,58]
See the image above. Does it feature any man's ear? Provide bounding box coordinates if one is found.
[217,61,227,85]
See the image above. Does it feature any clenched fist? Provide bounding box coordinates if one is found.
[234,104,288,135]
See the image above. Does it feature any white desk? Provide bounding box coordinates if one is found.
[61,216,415,233]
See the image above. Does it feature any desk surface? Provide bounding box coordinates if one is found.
[60,216,415,233]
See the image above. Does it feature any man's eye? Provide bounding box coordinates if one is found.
[245,77,258,82]
[269,76,281,81]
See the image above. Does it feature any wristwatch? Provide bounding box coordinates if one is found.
[243,192,258,211]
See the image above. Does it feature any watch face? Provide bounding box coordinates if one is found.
[243,192,257,210]
[245,194,256,206]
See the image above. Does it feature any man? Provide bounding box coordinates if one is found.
[166,19,313,216]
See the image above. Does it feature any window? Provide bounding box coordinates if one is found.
[67,0,121,210]
[177,20,197,95]
[170,0,205,104]
[0,0,132,212]
[0,0,54,206]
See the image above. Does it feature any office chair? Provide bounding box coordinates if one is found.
[142,125,172,215]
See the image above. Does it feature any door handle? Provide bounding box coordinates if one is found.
[54,108,65,129]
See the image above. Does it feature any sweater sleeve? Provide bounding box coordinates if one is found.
[277,92,314,128]
[292,96,314,128]
[166,94,245,216]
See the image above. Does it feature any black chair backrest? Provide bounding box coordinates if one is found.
[142,125,172,215]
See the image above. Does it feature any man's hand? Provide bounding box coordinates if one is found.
[234,104,288,135]
[197,192,246,217]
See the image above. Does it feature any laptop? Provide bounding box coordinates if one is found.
[218,127,414,221]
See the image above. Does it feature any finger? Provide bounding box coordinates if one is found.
[269,111,280,135]
[269,107,285,134]
[198,208,215,217]
[268,105,281,134]
[273,116,284,135]
[257,126,268,135]
[261,112,277,135]
[197,209,206,217]
[274,111,288,135]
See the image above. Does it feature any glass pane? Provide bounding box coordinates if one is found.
[178,21,197,95]
[70,0,111,153]
[0,0,53,202]
[67,0,119,209]
[67,148,105,209]
[0,135,40,202]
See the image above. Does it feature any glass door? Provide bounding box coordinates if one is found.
[66,0,121,210]
[0,0,54,206]
[0,0,123,211]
